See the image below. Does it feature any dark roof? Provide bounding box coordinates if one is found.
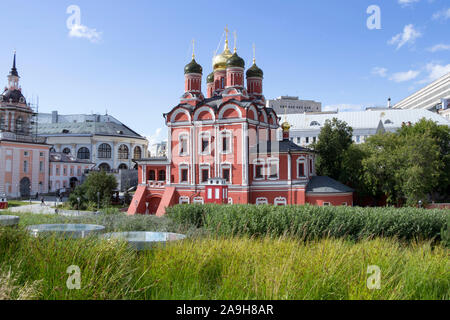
[184,58,203,74]
[1,89,26,104]
[36,121,145,139]
[306,176,354,194]
[246,63,263,78]
[250,139,312,154]
[227,52,245,68]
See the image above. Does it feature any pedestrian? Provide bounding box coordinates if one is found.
[40,196,45,206]
[36,192,39,200]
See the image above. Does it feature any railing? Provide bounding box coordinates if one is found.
[147,181,166,188]
[0,131,46,143]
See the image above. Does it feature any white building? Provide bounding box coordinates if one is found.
[149,141,167,157]
[49,152,94,193]
[36,111,148,171]
[283,109,450,147]
[266,96,321,115]
[394,72,450,120]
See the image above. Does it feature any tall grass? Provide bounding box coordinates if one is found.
[167,204,449,241]
[0,227,448,300]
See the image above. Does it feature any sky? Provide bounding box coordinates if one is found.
[1,0,449,145]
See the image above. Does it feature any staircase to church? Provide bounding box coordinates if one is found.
[156,187,176,216]
[127,185,148,215]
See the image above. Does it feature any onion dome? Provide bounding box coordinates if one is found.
[246,62,263,78]
[213,41,233,71]
[184,58,203,74]
[281,121,291,132]
[226,52,245,68]
[207,72,214,83]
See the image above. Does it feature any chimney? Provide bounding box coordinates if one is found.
[51,111,58,123]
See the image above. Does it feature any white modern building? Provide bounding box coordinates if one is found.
[394,72,450,120]
[36,111,148,171]
[283,109,450,147]
[149,141,167,157]
[266,96,321,115]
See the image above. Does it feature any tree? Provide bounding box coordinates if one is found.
[361,129,441,206]
[313,118,353,180]
[69,171,117,209]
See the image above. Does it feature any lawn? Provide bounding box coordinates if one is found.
[4,201,31,208]
[0,207,448,300]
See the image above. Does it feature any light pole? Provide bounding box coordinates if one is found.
[77,197,80,215]
[97,191,100,211]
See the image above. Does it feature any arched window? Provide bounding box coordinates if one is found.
[118,145,129,159]
[118,163,128,170]
[98,163,111,172]
[77,147,90,160]
[148,170,156,181]
[49,147,56,153]
[133,146,142,159]
[62,148,71,155]
[15,117,24,134]
[158,170,166,181]
[98,144,111,159]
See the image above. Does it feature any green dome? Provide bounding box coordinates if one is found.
[184,58,203,74]
[206,72,214,83]
[246,63,263,78]
[226,52,245,68]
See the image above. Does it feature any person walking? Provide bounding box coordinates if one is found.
[40,196,46,206]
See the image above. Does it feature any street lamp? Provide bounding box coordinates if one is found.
[418,200,423,208]
[97,191,100,211]
[77,197,80,215]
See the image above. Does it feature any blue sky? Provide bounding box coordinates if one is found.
[1,0,449,144]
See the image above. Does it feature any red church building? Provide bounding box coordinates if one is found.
[128,31,353,215]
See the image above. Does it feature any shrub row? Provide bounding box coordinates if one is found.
[167,204,449,241]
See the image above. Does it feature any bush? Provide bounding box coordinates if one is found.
[167,204,449,241]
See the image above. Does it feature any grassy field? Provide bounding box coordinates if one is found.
[0,209,448,300]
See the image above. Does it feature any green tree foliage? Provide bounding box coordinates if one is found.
[361,120,443,206]
[69,171,117,209]
[313,118,353,180]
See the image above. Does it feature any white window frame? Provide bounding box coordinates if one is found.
[193,197,204,204]
[179,196,190,204]
[220,163,232,184]
[179,163,189,184]
[179,133,190,156]
[219,130,233,155]
[198,131,211,155]
[199,164,210,184]
[323,202,331,206]
[296,157,307,179]
[274,197,287,206]
[341,202,348,206]
[253,159,265,180]
[256,197,268,205]
[267,158,279,180]
[228,197,233,204]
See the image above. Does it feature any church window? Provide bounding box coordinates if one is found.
[77,147,90,160]
[158,170,166,181]
[148,170,156,181]
[98,144,112,159]
[179,134,189,156]
[118,145,129,159]
[133,147,142,159]
[62,148,71,155]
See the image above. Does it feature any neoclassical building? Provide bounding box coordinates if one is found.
[36,111,148,171]
[0,52,50,197]
[128,31,353,215]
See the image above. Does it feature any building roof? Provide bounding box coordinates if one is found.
[306,176,354,194]
[36,118,146,139]
[250,139,312,153]
[285,109,450,131]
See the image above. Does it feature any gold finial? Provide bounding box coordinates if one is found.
[252,43,256,64]
[224,26,229,50]
[192,39,195,59]
[281,105,291,132]
[233,31,237,53]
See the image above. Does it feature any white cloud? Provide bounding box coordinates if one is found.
[372,67,388,77]
[432,8,450,20]
[145,128,163,152]
[323,104,365,112]
[68,24,102,43]
[427,44,450,52]
[418,63,450,83]
[388,24,422,50]
[389,70,421,82]
[398,0,420,6]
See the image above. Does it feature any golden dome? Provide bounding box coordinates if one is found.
[281,121,291,132]
[213,41,233,71]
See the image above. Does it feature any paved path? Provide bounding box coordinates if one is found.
[2,204,100,217]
